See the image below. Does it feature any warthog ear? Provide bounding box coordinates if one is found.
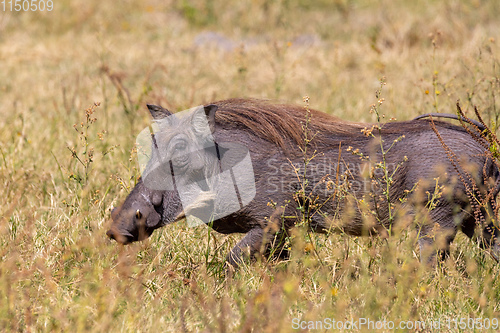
[147,104,172,120]
[204,104,218,133]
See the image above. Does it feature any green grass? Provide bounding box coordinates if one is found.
[1,0,500,331]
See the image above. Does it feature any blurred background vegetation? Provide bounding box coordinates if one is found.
[1,0,500,331]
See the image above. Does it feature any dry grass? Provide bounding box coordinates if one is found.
[1,0,500,331]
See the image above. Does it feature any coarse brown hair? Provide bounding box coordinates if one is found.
[211,98,470,151]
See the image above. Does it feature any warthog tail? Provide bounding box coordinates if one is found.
[414,113,486,131]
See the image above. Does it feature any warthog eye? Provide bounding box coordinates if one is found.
[136,209,142,219]
[174,141,187,151]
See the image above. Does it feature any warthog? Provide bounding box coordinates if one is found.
[107,98,500,268]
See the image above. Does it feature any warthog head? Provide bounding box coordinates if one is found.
[106,103,221,243]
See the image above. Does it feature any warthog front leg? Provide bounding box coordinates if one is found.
[226,228,265,269]
[226,206,290,271]
[226,227,290,271]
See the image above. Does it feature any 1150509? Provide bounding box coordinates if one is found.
[2,0,53,11]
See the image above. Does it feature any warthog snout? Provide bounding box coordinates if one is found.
[106,207,133,244]
[106,180,174,245]
[106,226,137,245]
